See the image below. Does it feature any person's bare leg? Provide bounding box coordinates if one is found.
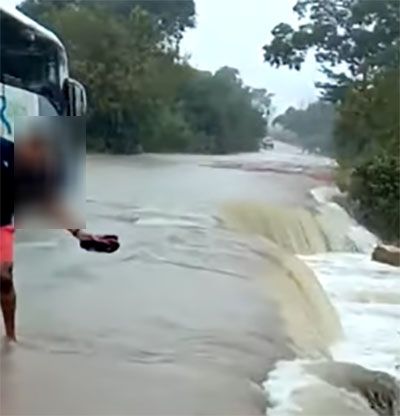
[0,262,16,341]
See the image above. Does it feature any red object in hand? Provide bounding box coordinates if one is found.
[79,234,120,253]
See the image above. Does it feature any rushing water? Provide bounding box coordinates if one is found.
[263,189,400,416]
[1,143,399,415]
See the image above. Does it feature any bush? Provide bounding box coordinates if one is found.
[141,106,195,153]
[349,153,400,242]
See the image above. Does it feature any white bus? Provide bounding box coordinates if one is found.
[0,4,87,142]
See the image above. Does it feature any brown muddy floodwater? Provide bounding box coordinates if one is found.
[1,145,348,415]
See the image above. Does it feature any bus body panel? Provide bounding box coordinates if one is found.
[1,5,86,142]
[0,83,39,142]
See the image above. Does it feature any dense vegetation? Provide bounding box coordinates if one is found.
[272,101,336,155]
[264,0,400,242]
[20,0,270,154]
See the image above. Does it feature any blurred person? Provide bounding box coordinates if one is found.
[0,122,120,341]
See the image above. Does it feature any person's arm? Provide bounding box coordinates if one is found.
[45,200,120,253]
[43,198,82,233]
[66,228,93,241]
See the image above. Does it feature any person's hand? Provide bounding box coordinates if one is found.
[75,230,120,253]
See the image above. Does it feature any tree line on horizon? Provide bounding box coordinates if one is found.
[20,0,272,155]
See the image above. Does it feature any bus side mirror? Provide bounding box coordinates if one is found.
[64,78,87,116]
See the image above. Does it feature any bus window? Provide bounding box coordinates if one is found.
[0,11,64,113]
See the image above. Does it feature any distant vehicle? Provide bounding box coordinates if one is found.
[0,4,87,142]
[261,137,274,150]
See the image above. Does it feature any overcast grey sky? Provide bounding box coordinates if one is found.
[181,0,321,113]
[5,0,321,113]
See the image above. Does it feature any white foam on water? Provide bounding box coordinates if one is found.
[311,186,378,253]
[310,186,340,205]
[263,360,319,415]
[264,253,399,415]
[263,359,377,416]
[306,187,399,377]
[264,185,398,415]
[347,224,379,254]
[302,252,400,379]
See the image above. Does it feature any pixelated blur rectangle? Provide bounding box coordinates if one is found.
[13,116,86,229]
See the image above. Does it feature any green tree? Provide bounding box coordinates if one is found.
[263,0,400,102]
[44,5,164,152]
[335,69,400,164]
[180,68,267,154]
[273,101,336,154]
[19,1,269,155]
[334,69,399,242]
[350,152,400,241]
[19,0,195,43]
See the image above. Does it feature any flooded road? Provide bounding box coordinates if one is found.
[1,144,398,415]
